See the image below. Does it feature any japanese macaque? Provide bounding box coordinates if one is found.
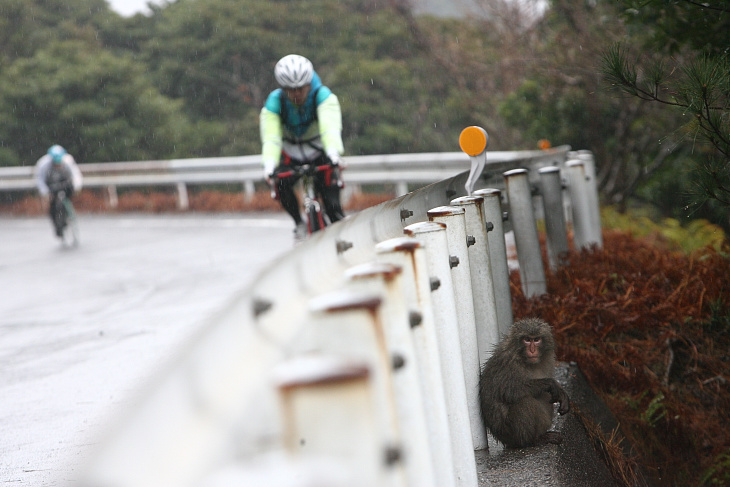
[479,317,570,448]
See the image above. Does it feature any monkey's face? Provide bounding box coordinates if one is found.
[522,336,543,364]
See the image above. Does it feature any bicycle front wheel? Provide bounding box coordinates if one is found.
[307,204,325,233]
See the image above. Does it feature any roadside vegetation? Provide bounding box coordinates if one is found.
[513,212,729,486]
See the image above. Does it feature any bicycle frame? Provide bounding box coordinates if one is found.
[275,163,330,235]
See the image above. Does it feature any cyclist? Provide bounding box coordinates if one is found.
[260,54,345,240]
[34,145,83,238]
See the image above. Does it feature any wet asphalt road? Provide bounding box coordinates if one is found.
[0,213,294,486]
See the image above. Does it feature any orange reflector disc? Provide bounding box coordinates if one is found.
[459,126,488,156]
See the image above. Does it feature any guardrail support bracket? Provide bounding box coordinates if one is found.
[252,298,272,318]
[336,240,354,254]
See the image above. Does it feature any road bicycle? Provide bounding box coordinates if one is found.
[275,162,333,235]
[54,190,80,247]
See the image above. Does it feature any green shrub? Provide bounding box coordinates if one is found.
[601,206,727,253]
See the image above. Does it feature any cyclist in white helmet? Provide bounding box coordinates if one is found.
[260,54,345,240]
[34,144,83,238]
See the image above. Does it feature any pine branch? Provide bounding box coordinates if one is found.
[679,0,730,14]
[601,44,684,107]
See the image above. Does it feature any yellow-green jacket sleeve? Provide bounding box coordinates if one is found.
[317,94,344,159]
[259,107,283,176]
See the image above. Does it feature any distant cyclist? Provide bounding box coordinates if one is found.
[34,145,83,238]
[260,54,345,240]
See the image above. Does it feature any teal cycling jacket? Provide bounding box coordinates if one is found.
[259,71,343,176]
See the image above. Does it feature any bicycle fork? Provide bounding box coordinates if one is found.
[302,176,325,234]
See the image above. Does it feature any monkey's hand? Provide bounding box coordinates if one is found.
[557,395,570,415]
[555,388,570,415]
[539,379,571,415]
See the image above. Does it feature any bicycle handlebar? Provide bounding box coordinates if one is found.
[274,163,332,180]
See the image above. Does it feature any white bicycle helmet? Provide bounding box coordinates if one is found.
[274,54,314,89]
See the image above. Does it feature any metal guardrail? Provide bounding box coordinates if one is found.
[0,148,572,208]
[76,145,603,487]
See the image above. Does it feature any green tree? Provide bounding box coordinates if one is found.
[601,1,730,223]
[0,0,115,63]
[0,40,220,165]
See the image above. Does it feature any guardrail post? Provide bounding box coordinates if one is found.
[426,206,488,451]
[273,355,381,486]
[176,182,189,210]
[503,169,547,297]
[308,290,408,487]
[403,221,478,487]
[375,237,457,487]
[472,188,513,337]
[107,185,119,208]
[396,181,409,197]
[243,180,255,203]
[341,183,358,207]
[577,150,603,248]
[538,167,569,269]
[450,195,500,363]
[566,160,596,250]
[345,262,436,487]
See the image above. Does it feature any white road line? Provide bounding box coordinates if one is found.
[115,217,292,229]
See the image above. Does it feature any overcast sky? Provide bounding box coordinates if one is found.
[107,0,166,17]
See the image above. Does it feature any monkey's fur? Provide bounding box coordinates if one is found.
[479,318,570,448]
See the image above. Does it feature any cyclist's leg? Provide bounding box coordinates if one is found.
[276,173,303,224]
[48,197,57,234]
[314,164,344,223]
[50,194,66,236]
[271,153,304,225]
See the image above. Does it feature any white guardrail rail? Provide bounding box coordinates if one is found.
[53,145,601,487]
[2,147,576,208]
